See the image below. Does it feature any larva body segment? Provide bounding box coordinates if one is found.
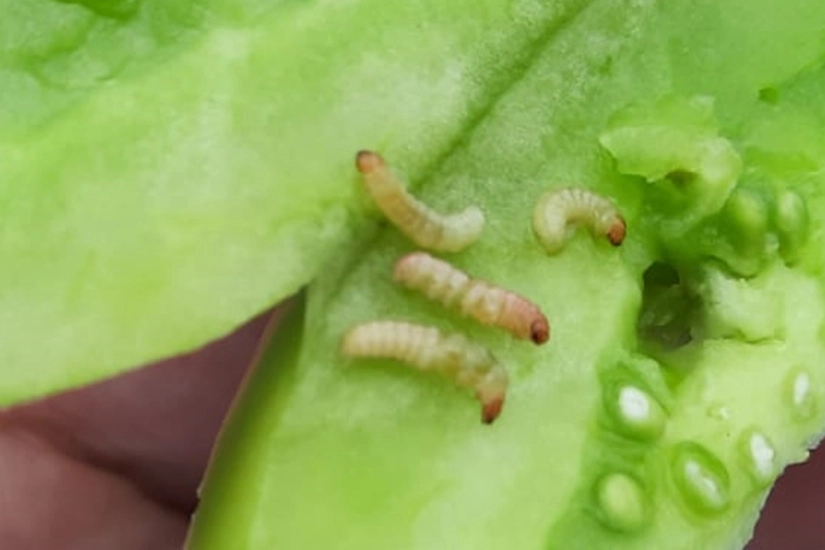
[393,252,550,344]
[356,151,484,252]
[533,188,626,254]
[341,321,507,423]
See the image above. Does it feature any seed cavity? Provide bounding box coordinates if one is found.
[713,184,808,275]
[355,151,484,252]
[723,188,770,256]
[393,252,550,344]
[595,473,649,533]
[606,384,667,441]
[785,368,817,421]
[341,321,507,423]
[532,188,626,254]
[670,442,731,516]
[738,429,777,487]
[638,262,697,350]
[774,189,809,263]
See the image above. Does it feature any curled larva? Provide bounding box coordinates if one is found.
[532,188,626,254]
[356,150,484,252]
[394,252,550,345]
[341,321,508,423]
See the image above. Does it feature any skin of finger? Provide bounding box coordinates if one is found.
[0,428,187,550]
[0,308,277,513]
[747,444,825,550]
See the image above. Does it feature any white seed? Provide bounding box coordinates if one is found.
[794,372,811,408]
[684,460,726,509]
[749,432,776,481]
[618,386,651,423]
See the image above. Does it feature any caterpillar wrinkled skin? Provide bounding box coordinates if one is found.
[356,150,485,252]
[341,321,508,424]
[533,188,626,254]
[393,252,550,345]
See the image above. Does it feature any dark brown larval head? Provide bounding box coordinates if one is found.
[607,217,627,246]
[355,150,384,173]
[530,317,550,345]
[481,395,505,424]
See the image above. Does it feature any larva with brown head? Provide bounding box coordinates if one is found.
[532,188,626,254]
[355,151,485,252]
[341,321,507,423]
[393,252,550,345]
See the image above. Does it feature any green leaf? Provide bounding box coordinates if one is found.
[186,1,825,549]
[0,0,580,403]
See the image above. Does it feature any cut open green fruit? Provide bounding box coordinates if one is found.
[4,0,825,549]
[185,2,825,549]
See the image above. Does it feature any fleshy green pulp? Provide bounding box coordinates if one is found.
[187,2,825,549]
[3,1,825,549]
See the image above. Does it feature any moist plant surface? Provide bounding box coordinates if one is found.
[3,1,825,549]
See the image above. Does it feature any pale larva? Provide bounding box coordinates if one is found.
[356,150,485,252]
[394,252,550,345]
[341,321,508,423]
[532,188,626,254]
